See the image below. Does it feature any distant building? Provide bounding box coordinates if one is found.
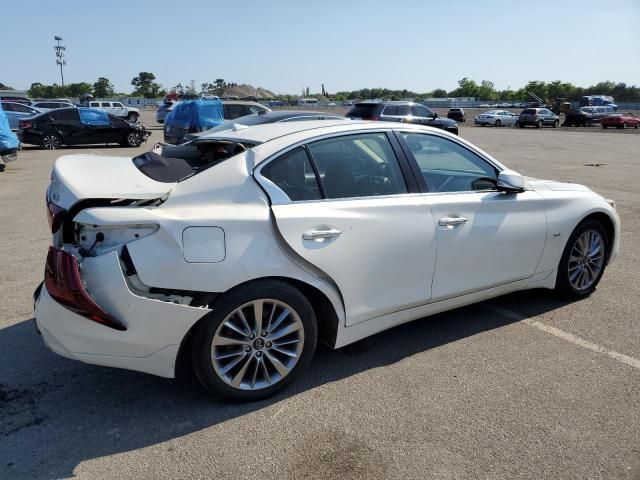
[0,89,29,98]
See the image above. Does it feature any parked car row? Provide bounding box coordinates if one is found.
[344,102,459,135]
[157,99,269,124]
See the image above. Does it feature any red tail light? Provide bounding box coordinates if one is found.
[45,247,126,331]
[47,201,67,233]
[19,120,32,130]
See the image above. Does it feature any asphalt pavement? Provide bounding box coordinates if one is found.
[1,111,638,480]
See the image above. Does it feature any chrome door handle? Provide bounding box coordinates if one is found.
[438,216,468,227]
[302,227,342,242]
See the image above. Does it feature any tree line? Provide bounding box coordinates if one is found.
[3,74,639,103]
[335,78,640,103]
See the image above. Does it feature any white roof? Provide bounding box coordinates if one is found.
[195,120,360,144]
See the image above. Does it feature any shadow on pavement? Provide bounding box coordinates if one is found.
[0,289,573,479]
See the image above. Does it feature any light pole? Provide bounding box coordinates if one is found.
[54,36,66,87]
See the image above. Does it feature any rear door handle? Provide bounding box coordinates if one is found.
[302,227,342,242]
[438,216,468,227]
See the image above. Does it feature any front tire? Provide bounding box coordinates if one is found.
[553,120,559,128]
[41,133,61,150]
[191,280,317,401]
[555,219,609,299]
[124,131,142,147]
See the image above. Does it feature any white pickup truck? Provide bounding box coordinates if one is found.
[86,101,140,122]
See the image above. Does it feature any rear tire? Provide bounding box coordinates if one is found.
[555,219,609,299]
[602,125,608,129]
[191,280,317,401]
[519,123,525,128]
[40,133,61,150]
[494,119,501,127]
[536,120,543,128]
[623,122,628,129]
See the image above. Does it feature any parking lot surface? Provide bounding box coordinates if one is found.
[1,111,639,480]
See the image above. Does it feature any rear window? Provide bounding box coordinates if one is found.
[51,109,79,122]
[346,104,377,118]
[522,109,536,114]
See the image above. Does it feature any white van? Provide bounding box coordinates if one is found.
[88,101,140,122]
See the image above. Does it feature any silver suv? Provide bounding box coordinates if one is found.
[518,108,559,128]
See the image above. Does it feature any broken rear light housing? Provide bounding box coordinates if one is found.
[47,200,67,233]
[44,246,127,331]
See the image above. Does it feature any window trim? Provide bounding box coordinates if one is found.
[394,129,503,195]
[254,128,419,205]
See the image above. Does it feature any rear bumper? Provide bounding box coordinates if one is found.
[34,250,210,378]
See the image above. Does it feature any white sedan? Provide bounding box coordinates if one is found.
[475,110,519,127]
[35,121,620,400]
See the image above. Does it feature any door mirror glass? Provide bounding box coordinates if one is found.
[497,169,525,192]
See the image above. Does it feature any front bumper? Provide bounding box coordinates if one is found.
[34,250,210,378]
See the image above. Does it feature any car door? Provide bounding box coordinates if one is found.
[397,131,547,301]
[258,131,437,326]
[410,105,438,127]
[77,109,113,144]
[50,109,83,144]
[111,102,127,118]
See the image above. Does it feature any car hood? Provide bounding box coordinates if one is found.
[526,178,593,192]
[48,154,174,209]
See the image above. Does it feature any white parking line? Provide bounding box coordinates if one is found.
[485,304,640,370]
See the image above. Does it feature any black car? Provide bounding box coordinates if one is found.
[447,108,465,122]
[345,102,458,135]
[18,107,150,150]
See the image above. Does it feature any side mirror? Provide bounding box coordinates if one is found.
[497,169,526,193]
[433,112,438,119]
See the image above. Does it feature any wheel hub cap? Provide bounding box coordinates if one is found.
[568,229,604,291]
[211,299,304,390]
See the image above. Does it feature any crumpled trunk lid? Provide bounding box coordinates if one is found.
[49,154,175,209]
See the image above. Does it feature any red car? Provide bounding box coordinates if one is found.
[601,113,639,129]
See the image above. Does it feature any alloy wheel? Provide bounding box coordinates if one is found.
[211,299,305,390]
[42,135,60,150]
[127,132,141,146]
[568,229,605,291]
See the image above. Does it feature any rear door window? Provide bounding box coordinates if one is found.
[224,104,246,119]
[101,102,111,108]
[382,105,398,116]
[308,133,408,199]
[51,109,79,122]
[90,102,100,107]
[396,105,411,116]
[261,147,322,201]
[411,105,431,117]
[346,104,377,118]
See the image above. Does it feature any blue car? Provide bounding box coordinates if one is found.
[0,101,42,130]
[0,106,20,171]
[163,99,224,144]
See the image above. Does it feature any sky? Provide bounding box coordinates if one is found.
[1,0,639,95]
